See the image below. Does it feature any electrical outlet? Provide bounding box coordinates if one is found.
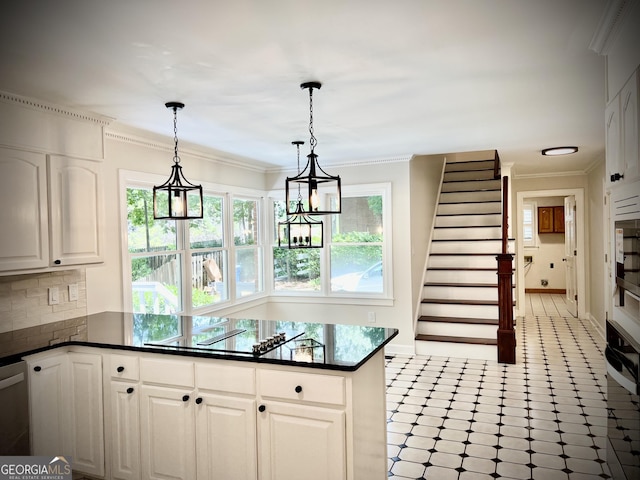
[48,287,59,305]
[68,283,78,301]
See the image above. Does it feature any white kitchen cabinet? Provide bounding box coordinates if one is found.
[109,381,141,480]
[258,401,346,480]
[607,68,640,187]
[195,393,257,480]
[27,353,69,456]
[0,148,104,273]
[0,148,49,271]
[27,349,104,477]
[48,155,104,266]
[140,385,197,480]
[68,352,105,477]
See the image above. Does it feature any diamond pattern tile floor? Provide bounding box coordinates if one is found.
[386,293,612,479]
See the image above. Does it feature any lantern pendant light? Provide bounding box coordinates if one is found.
[278,141,324,249]
[153,102,203,220]
[285,82,341,215]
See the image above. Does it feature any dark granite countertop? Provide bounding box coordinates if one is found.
[9,312,398,372]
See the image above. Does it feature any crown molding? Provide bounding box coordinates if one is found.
[589,0,636,55]
[105,127,268,174]
[0,91,113,126]
[512,169,588,180]
[266,154,412,174]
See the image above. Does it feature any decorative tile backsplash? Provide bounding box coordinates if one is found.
[0,269,87,358]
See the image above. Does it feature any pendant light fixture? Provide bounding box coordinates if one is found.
[278,141,324,249]
[285,82,341,215]
[153,102,203,220]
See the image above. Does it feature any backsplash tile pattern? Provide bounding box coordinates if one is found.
[0,269,87,358]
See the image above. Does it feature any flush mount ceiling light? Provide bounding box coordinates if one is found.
[153,102,203,220]
[541,146,579,156]
[279,141,324,249]
[285,82,341,215]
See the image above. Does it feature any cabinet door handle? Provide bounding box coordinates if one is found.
[258,405,266,412]
[195,397,203,405]
[54,259,61,265]
[182,395,190,402]
[295,385,303,393]
[126,387,134,394]
[33,366,42,372]
[117,366,125,373]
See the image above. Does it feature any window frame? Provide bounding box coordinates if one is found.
[120,170,266,315]
[523,201,537,248]
[268,182,393,304]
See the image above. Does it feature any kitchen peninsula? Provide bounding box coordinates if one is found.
[21,312,398,480]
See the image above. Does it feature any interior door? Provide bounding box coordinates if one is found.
[564,196,578,317]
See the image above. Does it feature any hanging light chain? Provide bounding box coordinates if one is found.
[308,87,317,152]
[172,106,180,164]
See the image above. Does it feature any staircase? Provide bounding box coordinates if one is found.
[416,156,512,360]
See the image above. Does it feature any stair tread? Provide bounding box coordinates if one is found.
[424,282,498,287]
[422,298,500,305]
[415,334,498,345]
[443,178,501,183]
[434,225,501,229]
[419,315,498,324]
[436,213,501,216]
[427,267,498,271]
[430,253,500,256]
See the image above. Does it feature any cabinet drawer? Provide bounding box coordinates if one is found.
[140,357,194,388]
[257,370,345,406]
[196,363,255,395]
[108,354,139,381]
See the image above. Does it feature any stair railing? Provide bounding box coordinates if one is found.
[496,175,516,364]
[493,150,501,179]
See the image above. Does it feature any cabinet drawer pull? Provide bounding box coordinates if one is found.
[195,397,203,405]
[258,405,266,412]
[54,259,61,265]
[295,385,303,393]
[182,395,190,402]
[126,387,134,394]
[33,366,42,372]
[117,366,125,373]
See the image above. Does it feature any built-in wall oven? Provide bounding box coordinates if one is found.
[606,320,640,479]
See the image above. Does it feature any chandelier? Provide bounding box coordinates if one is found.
[278,141,324,248]
[285,82,341,215]
[153,102,203,220]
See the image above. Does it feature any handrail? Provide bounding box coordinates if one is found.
[493,149,500,179]
[502,176,508,253]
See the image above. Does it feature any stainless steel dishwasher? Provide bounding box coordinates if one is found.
[0,360,30,455]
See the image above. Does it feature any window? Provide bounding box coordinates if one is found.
[523,202,536,247]
[271,183,391,298]
[122,172,264,314]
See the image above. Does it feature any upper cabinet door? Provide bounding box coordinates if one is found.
[605,95,622,185]
[48,155,104,266]
[621,70,639,184]
[0,148,49,271]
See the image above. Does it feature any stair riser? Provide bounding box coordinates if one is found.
[428,255,498,268]
[440,190,501,203]
[431,240,503,254]
[415,340,496,361]
[416,321,497,338]
[422,286,498,301]
[443,170,496,182]
[435,214,502,227]
[437,203,501,215]
[444,160,495,172]
[420,303,498,319]
[441,179,502,193]
[425,270,502,284]
[433,226,502,240]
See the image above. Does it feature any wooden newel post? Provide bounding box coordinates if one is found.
[497,175,515,364]
[496,253,515,364]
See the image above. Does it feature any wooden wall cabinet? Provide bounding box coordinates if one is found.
[538,206,564,234]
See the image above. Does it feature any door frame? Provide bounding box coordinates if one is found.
[515,188,586,318]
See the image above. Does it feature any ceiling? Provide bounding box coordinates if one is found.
[0,0,607,175]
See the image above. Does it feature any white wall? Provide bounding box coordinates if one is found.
[587,159,606,334]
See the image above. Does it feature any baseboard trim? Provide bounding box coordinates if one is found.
[525,288,566,294]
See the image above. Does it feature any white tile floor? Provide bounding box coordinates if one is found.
[386,294,611,479]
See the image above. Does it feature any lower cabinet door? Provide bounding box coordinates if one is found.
[140,385,196,480]
[195,393,257,480]
[258,401,346,480]
[110,382,140,480]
